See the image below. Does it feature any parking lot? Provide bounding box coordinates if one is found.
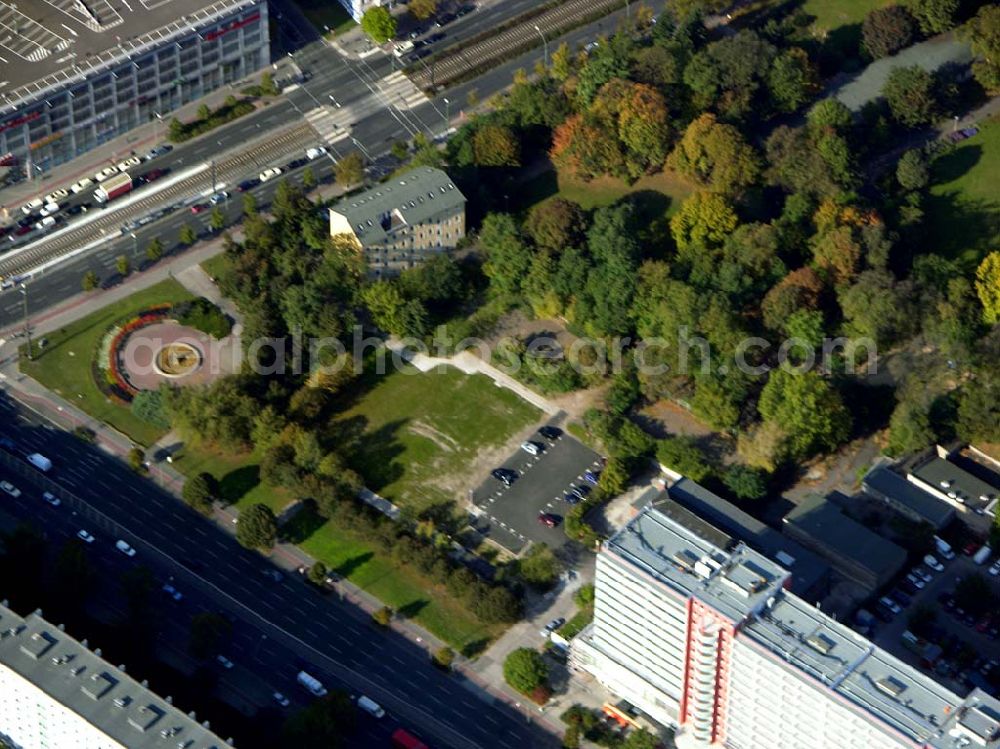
[471,425,601,553]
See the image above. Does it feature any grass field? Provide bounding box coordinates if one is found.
[800,0,882,34]
[926,116,1000,270]
[170,446,292,514]
[199,253,229,283]
[287,509,500,652]
[20,279,194,445]
[334,364,541,516]
[517,166,694,217]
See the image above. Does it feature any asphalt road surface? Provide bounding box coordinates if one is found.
[0,392,558,749]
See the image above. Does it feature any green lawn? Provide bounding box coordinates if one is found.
[516,166,694,218]
[170,445,292,515]
[800,0,883,34]
[333,363,541,516]
[20,279,194,445]
[287,509,500,652]
[199,253,229,283]
[926,116,1000,270]
[292,0,356,36]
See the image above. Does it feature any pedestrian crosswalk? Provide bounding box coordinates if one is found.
[303,107,351,147]
[380,71,429,110]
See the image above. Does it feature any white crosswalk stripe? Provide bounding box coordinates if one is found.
[303,107,351,147]
[380,70,430,110]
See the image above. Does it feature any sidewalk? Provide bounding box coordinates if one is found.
[0,60,298,220]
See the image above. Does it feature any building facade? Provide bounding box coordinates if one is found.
[335,0,385,23]
[572,505,1000,749]
[0,603,228,749]
[328,167,466,275]
[0,0,269,176]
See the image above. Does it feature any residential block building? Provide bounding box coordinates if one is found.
[571,504,1000,749]
[0,602,229,749]
[328,167,466,276]
[0,0,269,175]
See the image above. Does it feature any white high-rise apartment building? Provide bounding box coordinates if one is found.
[572,505,1000,749]
[0,603,229,749]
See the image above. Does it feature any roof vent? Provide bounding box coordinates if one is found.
[875,675,907,697]
[805,633,836,655]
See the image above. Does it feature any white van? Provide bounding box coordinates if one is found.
[357,695,385,718]
[297,671,328,697]
[26,453,52,472]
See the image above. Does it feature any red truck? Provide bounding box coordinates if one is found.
[391,728,428,749]
[93,172,132,204]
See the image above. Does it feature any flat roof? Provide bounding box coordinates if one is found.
[0,603,230,749]
[863,465,955,527]
[930,691,1000,749]
[1,0,259,112]
[784,494,907,575]
[330,167,465,246]
[666,478,829,597]
[911,456,1000,510]
[605,506,790,625]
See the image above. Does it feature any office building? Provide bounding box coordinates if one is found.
[571,505,1000,749]
[328,167,466,275]
[0,602,230,749]
[335,0,384,23]
[910,447,1000,518]
[0,0,269,175]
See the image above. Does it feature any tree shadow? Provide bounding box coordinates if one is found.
[923,188,1000,270]
[281,504,327,544]
[461,638,490,659]
[218,464,261,505]
[332,552,374,578]
[621,189,673,250]
[933,143,984,183]
[348,419,409,492]
[419,500,461,533]
[840,381,895,439]
[396,599,428,620]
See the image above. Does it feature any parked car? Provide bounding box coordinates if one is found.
[538,426,562,440]
[0,481,21,497]
[286,157,308,170]
[434,12,455,27]
[905,572,926,589]
[143,168,167,183]
[306,146,328,160]
[914,567,933,583]
[144,144,173,161]
[41,491,61,507]
[190,203,207,214]
[45,188,69,203]
[70,177,94,194]
[990,560,1000,577]
[537,512,559,528]
[259,166,283,182]
[571,485,592,500]
[520,441,542,456]
[116,156,141,172]
[456,3,475,16]
[924,554,945,572]
[562,491,581,504]
[491,468,517,486]
[77,530,95,543]
[115,539,137,557]
[209,190,229,205]
[879,596,902,615]
[540,617,565,637]
[891,589,912,607]
[964,542,980,556]
[237,179,258,192]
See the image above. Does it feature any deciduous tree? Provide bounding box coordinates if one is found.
[883,65,938,127]
[758,369,851,460]
[905,0,959,35]
[361,6,396,43]
[965,5,1000,92]
[409,0,437,21]
[668,113,760,194]
[670,191,739,255]
[471,123,520,166]
[235,503,277,550]
[975,252,1000,323]
[525,198,587,251]
[503,648,548,694]
[336,151,365,186]
[862,6,916,59]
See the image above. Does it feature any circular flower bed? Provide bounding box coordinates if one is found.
[97,304,172,403]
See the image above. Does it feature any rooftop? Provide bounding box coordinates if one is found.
[329,167,465,246]
[1,0,258,112]
[665,478,829,598]
[783,494,907,575]
[605,506,790,625]
[911,455,1000,514]
[0,603,230,749]
[863,465,955,528]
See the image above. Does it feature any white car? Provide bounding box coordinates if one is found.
[905,572,925,589]
[21,198,44,215]
[39,202,60,217]
[115,539,136,557]
[70,178,94,194]
[923,554,944,572]
[990,560,1000,577]
[45,188,69,203]
[209,190,229,205]
[273,692,290,707]
[306,146,327,160]
[258,167,283,182]
[35,216,57,232]
[520,441,542,456]
[0,481,21,497]
[116,156,141,172]
[42,491,61,507]
[77,530,95,543]
[914,567,933,583]
[216,655,234,669]
[94,166,119,182]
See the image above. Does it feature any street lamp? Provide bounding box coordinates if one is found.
[443,97,450,131]
[534,25,548,68]
[19,284,31,361]
[130,232,138,259]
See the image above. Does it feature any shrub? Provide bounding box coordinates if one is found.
[182,472,218,514]
[72,425,97,443]
[433,646,455,670]
[307,561,328,586]
[175,298,231,339]
[372,606,394,627]
[235,504,277,550]
[656,437,712,482]
[127,447,145,471]
[131,388,170,428]
[503,648,548,694]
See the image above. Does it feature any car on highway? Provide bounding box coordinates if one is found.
[190,203,207,214]
[141,168,167,184]
[0,481,21,497]
[209,191,229,205]
[236,179,258,192]
[263,568,284,582]
[491,468,517,486]
[286,157,308,170]
[426,32,446,44]
[259,167,283,182]
[11,225,33,238]
[66,204,90,216]
[115,539,137,557]
[95,166,119,182]
[273,692,291,707]
[70,178,94,194]
[538,512,559,528]
[161,583,183,601]
[216,654,234,669]
[520,441,542,456]
[41,491,61,507]
[45,188,69,203]
[77,530,95,543]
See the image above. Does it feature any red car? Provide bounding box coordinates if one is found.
[538,513,559,528]
[190,203,207,214]
[964,542,980,556]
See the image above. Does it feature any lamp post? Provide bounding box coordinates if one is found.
[625,0,630,21]
[443,97,450,131]
[19,284,31,361]
[534,25,547,68]
[130,232,138,259]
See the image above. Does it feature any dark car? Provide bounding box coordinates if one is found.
[65,204,89,216]
[563,492,581,504]
[538,426,562,440]
[571,484,592,500]
[408,48,431,62]
[236,179,258,192]
[538,512,559,528]
[287,158,308,170]
[426,32,446,44]
[434,13,455,27]
[456,4,475,16]
[584,469,601,485]
[144,168,167,183]
[891,589,912,607]
[491,468,518,486]
[12,224,33,236]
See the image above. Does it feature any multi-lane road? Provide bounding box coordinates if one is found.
[0,392,557,749]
